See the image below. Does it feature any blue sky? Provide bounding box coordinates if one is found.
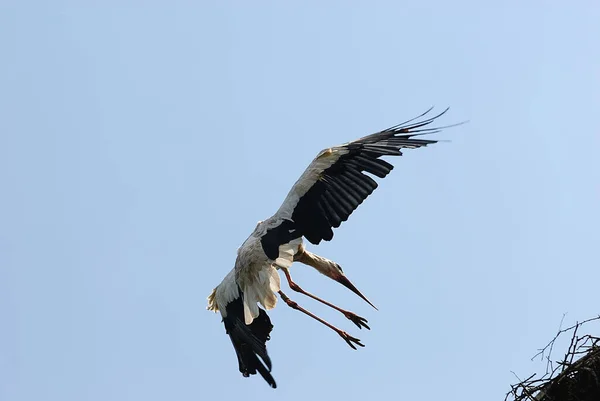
[1,2,599,400]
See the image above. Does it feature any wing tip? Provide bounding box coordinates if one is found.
[384,106,465,138]
[223,296,277,388]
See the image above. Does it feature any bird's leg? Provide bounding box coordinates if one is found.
[278,290,365,350]
[282,268,370,330]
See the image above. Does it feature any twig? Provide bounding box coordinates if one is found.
[506,315,600,401]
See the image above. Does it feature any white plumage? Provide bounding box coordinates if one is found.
[207,108,459,388]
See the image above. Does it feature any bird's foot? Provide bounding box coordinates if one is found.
[338,331,365,350]
[343,311,370,330]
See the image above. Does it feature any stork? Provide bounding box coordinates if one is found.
[207,108,458,388]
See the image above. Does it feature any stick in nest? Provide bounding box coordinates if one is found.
[505,314,600,401]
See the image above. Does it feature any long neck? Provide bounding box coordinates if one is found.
[293,246,377,310]
[294,248,342,279]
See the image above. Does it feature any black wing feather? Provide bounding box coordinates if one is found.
[290,108,450,245]
[260,219,301,260]
[223,293,277,389]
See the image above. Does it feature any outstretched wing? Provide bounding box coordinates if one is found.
[273,107,453,245]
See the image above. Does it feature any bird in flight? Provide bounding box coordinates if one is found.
[207,108,458,388]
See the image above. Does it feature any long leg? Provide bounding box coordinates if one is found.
[278,290,364,349]
[282,268,370,330]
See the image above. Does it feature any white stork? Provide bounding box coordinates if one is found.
[207,108,457,388]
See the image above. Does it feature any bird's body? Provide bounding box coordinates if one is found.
[207,220,302,388]
[208,221,300,322]
[207,108,459,388]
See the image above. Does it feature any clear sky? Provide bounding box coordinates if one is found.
[1,2,599,401]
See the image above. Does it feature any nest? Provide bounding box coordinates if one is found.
[506,315,600,401]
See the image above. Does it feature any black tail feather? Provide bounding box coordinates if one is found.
[223,294,277,389]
